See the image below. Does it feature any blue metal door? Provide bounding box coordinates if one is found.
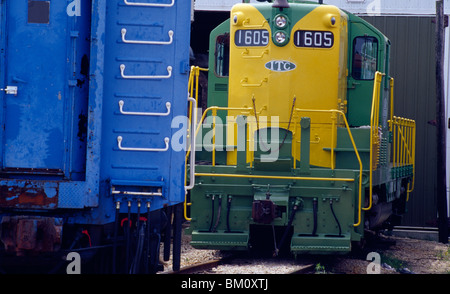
[1,0,68,173]
[101,0,192,210]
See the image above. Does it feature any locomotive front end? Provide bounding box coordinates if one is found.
[188,0,415,256]
[189,1,360,255]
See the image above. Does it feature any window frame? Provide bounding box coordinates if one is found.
[214,33,230,78]
[351,36,379,81]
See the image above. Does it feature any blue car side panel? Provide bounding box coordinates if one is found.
[0,0,191,225]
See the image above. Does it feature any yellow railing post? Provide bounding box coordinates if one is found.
[212,108,217,166]
[293,108,364,227]
[389,78,394,132]
[366,71,384,211]
[330,112,337,170]
[388,116,416,202]
[185,66,208,221]
[407,119,416,200]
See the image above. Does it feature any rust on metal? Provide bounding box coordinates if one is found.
[0,216,63,255]
[0,180,59,209]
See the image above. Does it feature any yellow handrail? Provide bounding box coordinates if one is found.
[366,71,384,211]
[387,74,416,201]
[184,66,208,221]
[406,118,416,200]
[188,66,209,126]
[184,105,254,222]
[186,67,366,226]
[196,173,356,182]
[185,106,254,160]
[389,78,394,132]
[293,108,364,227]
[389,117,416,200]
[198,106,364,227]
[186,105,364,226]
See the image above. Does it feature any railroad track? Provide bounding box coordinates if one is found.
[163,254,316,275]
[161,229,449,275]
[288,264,316,274]
[164,259,226,274]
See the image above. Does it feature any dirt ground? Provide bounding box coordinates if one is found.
[164,228,450,274]
[328,234,450,274]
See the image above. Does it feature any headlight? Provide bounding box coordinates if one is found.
[275,15,287,28]
[275,31,286,44]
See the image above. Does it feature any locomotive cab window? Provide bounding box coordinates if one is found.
[215,33,230,77]
[352,37,378,80]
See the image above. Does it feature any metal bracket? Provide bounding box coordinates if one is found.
[117,136,170,152]
[1,86,18,96]
[112,190,163,197]
[121,28,174,45]
[123,0,175,7]
[119,100,171,116]
[120,64,172,79]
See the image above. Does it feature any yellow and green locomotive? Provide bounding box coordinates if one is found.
[186,0,415,255]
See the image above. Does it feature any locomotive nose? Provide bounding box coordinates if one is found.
[272,0,290,9]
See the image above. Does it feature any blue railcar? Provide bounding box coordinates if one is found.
[0,0,192,274]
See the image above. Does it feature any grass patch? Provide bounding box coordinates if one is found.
[380,253,408,271]
[314,263,327,274]
[437,247,450,261]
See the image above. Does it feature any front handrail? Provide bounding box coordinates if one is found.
[241,49,269,59]
[183,97,198,221]
[366,71,384,211]
[185,97,198,192]
[242,19,268,28]
[387,76,416,200]
[189,105,364,227]
[293,108,364,227]
[390,116,416,200]
[240,77,268,87]
[184,66,208,221]
[184,65,365,227]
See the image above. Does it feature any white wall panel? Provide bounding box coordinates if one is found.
[194,0,450,15]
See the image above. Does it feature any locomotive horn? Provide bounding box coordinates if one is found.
[272,0,290,8]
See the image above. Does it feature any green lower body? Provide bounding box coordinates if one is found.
[188,165,366,255]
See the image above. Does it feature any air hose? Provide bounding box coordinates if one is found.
[226,196,232,233]
[330,199,343,237]
[276,200,301,256]
[112,201,120,274]
[312,198,318,236]
[209,195,215,232]
[213,196,222,232]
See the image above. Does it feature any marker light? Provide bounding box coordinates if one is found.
[275,15,287,28]
[275,31,286,44]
